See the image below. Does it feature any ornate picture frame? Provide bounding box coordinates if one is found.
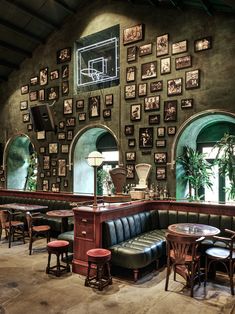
[123,24,144,45]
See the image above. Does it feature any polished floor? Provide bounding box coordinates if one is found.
[0,235,235,314]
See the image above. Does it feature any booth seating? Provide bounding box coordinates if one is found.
[58,230,74,253]
[102,209,235,281]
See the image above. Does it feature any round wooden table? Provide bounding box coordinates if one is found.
[46,210,74,233]
[168,223,220,237]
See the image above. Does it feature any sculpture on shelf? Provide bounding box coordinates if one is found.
[109,166,126,195]
[135,163,152,189]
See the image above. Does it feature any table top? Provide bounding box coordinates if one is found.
[168,223,220,237]
[46,209,74,218]
[0,203,48,212]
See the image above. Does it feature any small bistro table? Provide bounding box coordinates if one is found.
[46,210,74,233]
[0,203,48,213]
[168,223,221,238]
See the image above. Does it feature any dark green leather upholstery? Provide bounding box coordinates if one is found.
[58,230,74,252]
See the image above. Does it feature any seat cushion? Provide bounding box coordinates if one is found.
[206,247,235,259]
[47,240,69,248]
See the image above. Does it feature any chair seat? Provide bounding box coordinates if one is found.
[206,247,235,259]
[170,250,201,262]
[47,240,69,248]
[33,225,50,232]
[5,221,24,227]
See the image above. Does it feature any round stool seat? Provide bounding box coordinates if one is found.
[87,248,111,263]
[46,240,70,277]
[47,240,69,254]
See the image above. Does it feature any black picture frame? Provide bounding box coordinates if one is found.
[42,179,49,192]
[22,113,30,123]
[149,114,160,125]
[58,121,65,129]
[88,96,100,118]
[194,36,212,52]
[144,96,160,111]
[123,23,144,45]
[48,143,58,154]
[154,152,167,164]
[124,84,136,100]
[105,94,113,106]
[62,64,69,79]
[63,98,73,115]
[127,46,137,62]
[36,130,46,140]
[139,127,153,148]
[164,100,177,122]
[175,55,192,70]
[39,67,48,86]
[124,125,134,136]
[172,39,188,55]
[61,80,69,96]
[138,83,147,97]
[141,61,157,80]
[167,78,183,96]
[57,47,71,64]
[61,144,69,154]
[126,66,136,83]
[181,98,194,109]
[128,138,136,147]
[78,112,86,121]
[38,89,45,101]
[156,140,166,147]
[57,132,66,140]
[160,57,171,75]
[27,124,33,131]
[47,86,59,100]
[167,126,177,135]
[29,90,38,101]
[126,164,135,179]
[103,109,111,119]
[156,33,169,57]
[66,117,76,127]
[185,69,200,89]
[67,130,73,141]
[39,146,45,154]
[126,151,136,161]
[21,85,29,95]
[58,159,67,177]
[20,100,28,110]
[150,81,163,92]
[139,43,152,56]
[157,127,165,137]
[76,99,84,110]
[30,76,38,86]
[50,70,59,80]
[43,155,50,170]
[156,166,167,180]
[130,104,141,121]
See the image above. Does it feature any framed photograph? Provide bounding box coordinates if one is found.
[130,104,141,121]
[139,127,153,148]
[38,89,45,101]
[128,138,136,147]
[103,109,111,118]
[138,83,147,97]
[67,130,73,140]
[124,125,134,136]
[149,114,160,125]
[62,64,69,79]
[50,70,59,80]
[156,166,167,180]
[181,98,193,109]
[127,46,137,62]
[124,84,136,100]
[150,80,163,92]
[164,100,177,122]
[30,76,38,86]
[76,99,84,110]
[64,179,68,188]
[61,144,69,154]
[126,151,136,161]
[27,124,33,131]
[22,113,30,123]
[66,117,76,127]
[43,155,50,170]
[126,66,136,82]
[156,33,169,57]
[63,98,73,115]
[126,164,135,179]
[52,168,57,177]
[48,143,58,154]
[175,55,192,70]
[46,171,51,177]
[39,146,45,154]
[167,78,182,96]
[139,43,152,56]
[39,67,48,86]
[36,130,46,140]
[58,159,67,177]
[144,96,160,111]
[61,81,69,96]
[40,172,45,178]
[42,179,49,192]
[88,96,100,118]
[154,152,167,164]
[123,23,144,45]
[21,85,29,95]
[156,140,166,147]
[51,183,60,193]
[57,47,71,64]
[157,127,165,137]
[172,40,188,55]
[167,126,177,135]
[141,61,157,80]
[185,69,200,89]
[194,36,212,52]
[20,100,28,110]
[59,121,65,129]
[29,90,38,101]
[78,112,86,121]
[47,86,59,100]
[160,57,171,74]
[105,94,113,106]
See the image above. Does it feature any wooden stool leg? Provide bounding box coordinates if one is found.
[106,262,112,285]
[85,261,91,286]
[46,252,51,274]
[56,253,61,277]
[65,251,70,272]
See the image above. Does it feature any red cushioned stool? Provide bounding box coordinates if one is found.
[85,248,112,291]
[46,240,70,277]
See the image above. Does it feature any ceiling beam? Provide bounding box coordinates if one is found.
[0,58,19,70]
[4,0,59,30]
[0,18,44,44]
[53,0,76,14]
[169,0,183,11]
[0,40,32,58]
[147,0,160,6]
[199,0,213,16]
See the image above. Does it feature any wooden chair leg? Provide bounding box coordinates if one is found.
[229,260,234,295]
[204,256,208,287]
[133,269,139,282]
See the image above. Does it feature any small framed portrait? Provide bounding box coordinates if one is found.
[21,84,29,95]
[38,89,45,101]
[194,36,212,52]
[124,84,136,100]
[141,61,157,80]
[128,138,136,147]
[52,168,57,177]
[167,78,182,96]
[67,130,73,140]
[157,127,165,137]
[47,86,59,100]
[42,179,49,192]
[127,45,137,62]
[123,23,144,45]
[62,64,69,79]
[139,43,152,56]
[57,47,71,64]
[88,96,100,118]
[144,96,160,111]
[59,121,65,129]
[39,67,48,86]
[46,171,51,177]
[126,164,135,179]
[30,76,38,86]
[103,109,111,119]
[39,146,46,154]
[167,126,177,135]
[40,172,45,178]
[105,94,113,106]
[181,98,193,109]
[160,57,171,74]
[124,125,134,136]
[27,124,33,131]
[149,114,160,125]
[61,144,69,154]
[51,183,60,193]
[185,69,200,89]
[156,166,167,180]
[64,179,68,188]
[154,152,167,164]
[175,55,192,70]
[156,140,166,147]
[61,81,69,96]
[130,104,141,121]
[50,70,59,80]
[57,132,66,140]
[58,159,67,177]
[138,83,147,97]
[150,80,163,92]
[139,127,153,148]
[29,90,38,101]
[43,155,50,170]
[22,113,30,123]
[76,99,84,110]
[36,130,46,140]
[48,143,58,154]
[172,39,188,55]
[156,33,169,57]
[20,100,28,110]
[66,117,76,127]
[126,151,136,161]
[63,98,73,115]
[126,66,136,82]
[164,100,177,122]
[78,112,86,121]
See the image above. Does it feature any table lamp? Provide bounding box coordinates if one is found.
[86,151,104,208]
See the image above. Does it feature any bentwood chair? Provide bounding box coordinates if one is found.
[204,229,235,295]
[165,233,204,297]
[26,211,51,255]
[0,209,25,248]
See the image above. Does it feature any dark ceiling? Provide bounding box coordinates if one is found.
[0,0,234,84]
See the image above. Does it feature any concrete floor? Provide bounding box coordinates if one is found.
[0,235,235,314]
